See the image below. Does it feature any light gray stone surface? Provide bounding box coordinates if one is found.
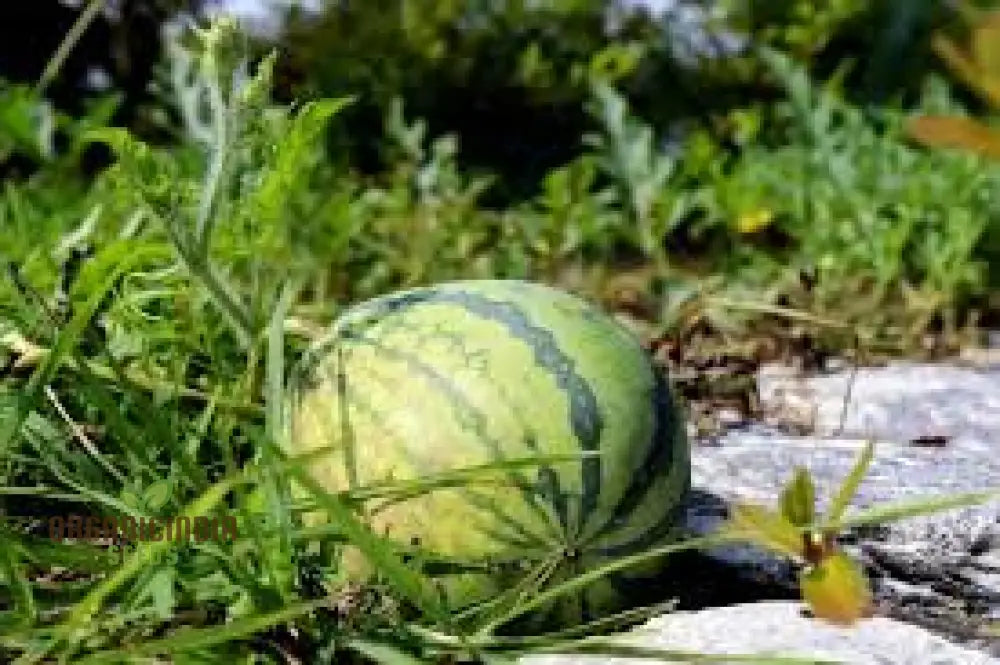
[757,361,1000,443]
[685,362,1000,655]
[520,602,1000,665]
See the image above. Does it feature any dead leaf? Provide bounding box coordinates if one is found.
[906,116,1000,160]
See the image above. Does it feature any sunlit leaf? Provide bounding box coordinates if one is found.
[142,479,173,512]
[800,552,872,626]
[349,639,428,665]
[932,33,1000,108]
[723,503,802,559]
[826,440,874,524]
[780,467,816,527]
[735,208,774,234]
[971,11,1000,81]
[822,487,1000,532]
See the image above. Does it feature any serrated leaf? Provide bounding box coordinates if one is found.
[248,97,354,230]
[723,503,802,559]
[800,552,872,626]
[780,467,816,527]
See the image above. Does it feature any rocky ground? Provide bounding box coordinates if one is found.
[527,360,1000,664]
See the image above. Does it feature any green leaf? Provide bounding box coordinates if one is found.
[144,568,176,621]
[248,97,354,232]
[289,468,450,625]
[478,533,731,634]
[780,467,816,527]
[142,479,174,512]
[724,503,803,559]
[16,474,242,665]
[2,241,170,457]
[349,640,429,665]
[822,487,1000,532]
[826,440,874,524]
[0,531,36,626]
[72,599,328,664]
[532,640,842,664]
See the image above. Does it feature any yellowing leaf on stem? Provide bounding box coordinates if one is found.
[723,502,802,559]
[734,208,774,234]
[800,551,873,626]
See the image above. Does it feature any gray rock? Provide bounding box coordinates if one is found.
[684,363,1000,655]
[520,602,1000,665]
[756,361,1000,442]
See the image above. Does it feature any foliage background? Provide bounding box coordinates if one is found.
[2,0,1000,662]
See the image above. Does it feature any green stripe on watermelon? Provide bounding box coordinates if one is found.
[288,280,690,630]
[348,336,563,535]
[307,335,563,552]
[332,283,605,535]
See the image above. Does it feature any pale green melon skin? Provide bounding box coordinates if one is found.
[288,280,690,626]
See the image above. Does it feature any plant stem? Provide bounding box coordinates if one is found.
[36,0,107,95]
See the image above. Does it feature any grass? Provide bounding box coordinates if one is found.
[0,12,999,665]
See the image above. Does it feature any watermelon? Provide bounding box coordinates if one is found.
[288,280,689,627]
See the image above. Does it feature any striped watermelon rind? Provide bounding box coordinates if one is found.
[287,280,690,626]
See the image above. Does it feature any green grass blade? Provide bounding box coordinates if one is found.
[826,440,874,524]
[72,599,328,664]
[473,599,678,649]
[361,452,600,506]
[0,532,37,627]
[477,534,734,635]
[2,241,169,456]
[821,487,1000,532]
[532,641,842,664]
[288,467,451,625]
[349,639,430,665]
[13,475,242,665]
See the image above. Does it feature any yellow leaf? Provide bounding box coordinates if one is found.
[723,502,803,559]
[800,552,873,626]
[906,115,1000,161]
[971,11,1000,82]
[933,33,1000,109]
[735,208,774,234]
